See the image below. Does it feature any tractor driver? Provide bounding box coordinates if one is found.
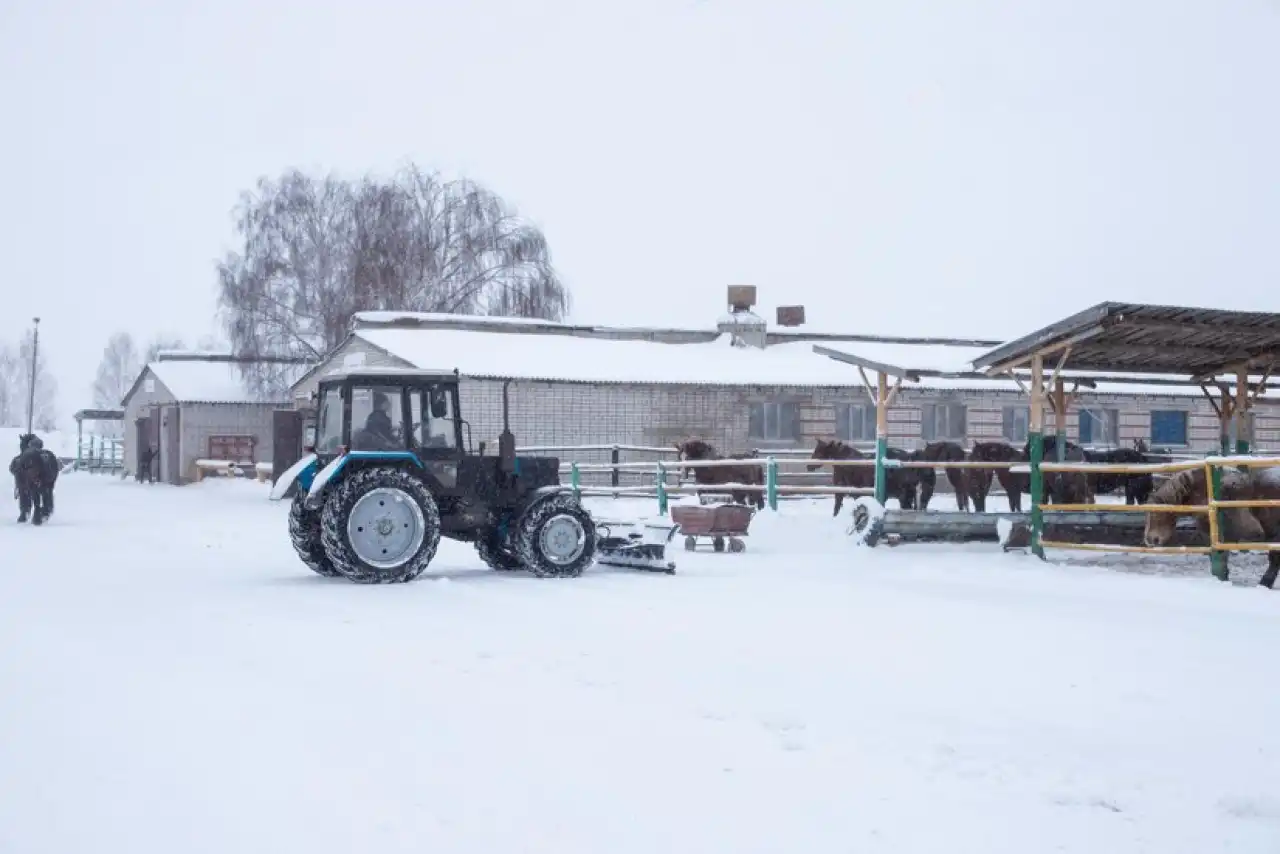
[364,391,398,446]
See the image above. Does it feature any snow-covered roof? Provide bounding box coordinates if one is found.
[353,311,570,329]
[357,328,864,386]
[347,327,1216,398]
[144,361,296,404]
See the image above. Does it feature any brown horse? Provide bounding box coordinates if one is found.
[808,439,920,516]
[1026,436,1094,506]
[968,442,1028,513]
[1142,467,1280,588]
[915,441,970,511]
[1083,440,1154,506]
[673,439,765,509]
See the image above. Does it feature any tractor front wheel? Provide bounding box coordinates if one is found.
[320,467,441,583]
[289,490,340,577]
[515,493,597,578]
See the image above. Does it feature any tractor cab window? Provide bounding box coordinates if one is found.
[350,386,406,451]
[315,387,344,454]
[409,385,458,451]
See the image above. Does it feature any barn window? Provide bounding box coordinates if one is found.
[1150,410,1188,446]
[836,403,876,442]
[1078,408,1118,446]
[1002,407,1029,443]
[749,402,800,441]
[921,403,966,441]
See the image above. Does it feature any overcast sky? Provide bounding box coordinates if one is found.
[3,0,1278,424]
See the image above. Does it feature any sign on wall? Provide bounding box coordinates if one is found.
[209,435,257,463]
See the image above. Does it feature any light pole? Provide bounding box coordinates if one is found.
[26,317,40,435]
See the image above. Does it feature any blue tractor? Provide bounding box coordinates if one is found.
[271,368,599,583]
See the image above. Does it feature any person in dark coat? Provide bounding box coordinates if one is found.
[138,445,157,484]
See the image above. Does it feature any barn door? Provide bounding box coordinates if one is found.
[273,409,303,483]
[135,417,151,479]
[164,406,181,484]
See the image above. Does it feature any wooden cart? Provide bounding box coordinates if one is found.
[671,503,754,553]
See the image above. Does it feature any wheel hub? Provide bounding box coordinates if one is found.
[540,514,586,566]
[347,487,426,569]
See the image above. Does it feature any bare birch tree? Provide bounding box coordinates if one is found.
[19,330,57,431]
[217,164,570,394]
[92,333,140,436]
[0,343,21,427]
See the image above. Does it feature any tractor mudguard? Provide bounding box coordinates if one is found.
[516,485,576,514]
[303,451,424,509]
[269,453,318,501]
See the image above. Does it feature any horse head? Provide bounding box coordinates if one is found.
[1143,470,1194,546]
[674,438,716,478]
[807,438,832,472]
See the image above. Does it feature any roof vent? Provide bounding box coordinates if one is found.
[718,285,766,348]
[776,305,806,327]
[727,285,757,312]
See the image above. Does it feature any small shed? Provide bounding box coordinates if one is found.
[120,355,307,484]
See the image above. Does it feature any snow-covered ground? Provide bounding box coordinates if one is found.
[2,474,1278,853]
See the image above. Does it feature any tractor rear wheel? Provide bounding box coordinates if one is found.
[515,493,597,578]
[320,467,441,583]
[476,529,523,571]
[289,490,340,577]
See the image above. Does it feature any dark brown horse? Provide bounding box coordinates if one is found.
[968,442,1028,513]
[1143,467,1280,588]
[1083,440,1154,506]
[915,441,970,511]
[807,439,921,515]
[10,433,58,525]
[1026,435,1094,506]
[673,439,765,509]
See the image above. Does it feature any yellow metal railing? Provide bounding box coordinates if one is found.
[1034,456,1280,578]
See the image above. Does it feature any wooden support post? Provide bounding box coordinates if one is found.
[1220,398,1233,458]
[1208,462,1229,582]
[874,372,889,505]
[570,461,581,501]
[767,456,779,511]
[656,461,668,516]
[1235,367,1251,455]
[1053,376,1067,462]
[76,418,83,470]
[1029,354,1046,559]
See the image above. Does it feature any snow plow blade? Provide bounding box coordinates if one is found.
[594,519,679,574]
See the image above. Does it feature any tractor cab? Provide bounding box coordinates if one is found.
[312,368,464,463]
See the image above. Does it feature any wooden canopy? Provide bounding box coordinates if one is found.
[972,302,1280,381]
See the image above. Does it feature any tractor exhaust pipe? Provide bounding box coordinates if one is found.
[499,380,515,475]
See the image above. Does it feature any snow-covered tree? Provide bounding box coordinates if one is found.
[93,332,140,410]
[216,164,570,396]
[0,343,22,427]
[19,329,57,432]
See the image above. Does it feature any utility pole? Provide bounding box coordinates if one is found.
[26,317,40,435]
